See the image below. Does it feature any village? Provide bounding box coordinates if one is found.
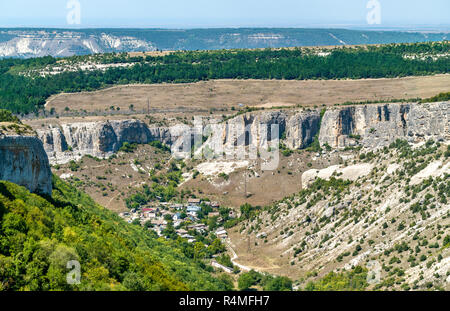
[118,198,238,243]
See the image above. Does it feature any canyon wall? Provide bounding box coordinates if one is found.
[36,119,181,164]
[319,102,449,149]
[34,102,449,164]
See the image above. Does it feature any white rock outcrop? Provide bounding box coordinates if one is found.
[0,136,52,195]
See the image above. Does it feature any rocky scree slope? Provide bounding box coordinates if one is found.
[235,140,450,291]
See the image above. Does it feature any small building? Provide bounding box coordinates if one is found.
[215,227,227,239]
[187,205,201,212]
[211,202,220,208]
[173,212,183,221]
[177,229,188,235]
[188,223,207,234]
[181,233,195,240]
[187,198,201,205]
[215,229,228,239]
[171,204,184,210]
[187,205,201,217]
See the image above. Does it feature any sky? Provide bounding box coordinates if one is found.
[0,0,449,29]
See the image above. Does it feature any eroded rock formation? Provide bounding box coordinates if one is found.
[0,136,52,195]
[33,102,449,164]
[319,102,449,149]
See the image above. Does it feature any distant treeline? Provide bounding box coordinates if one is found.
[0,42,449,114]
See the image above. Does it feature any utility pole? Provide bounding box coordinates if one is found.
[147,98,150,115]
[244,170,247,199]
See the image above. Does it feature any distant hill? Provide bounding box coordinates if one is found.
[0,28,448,58]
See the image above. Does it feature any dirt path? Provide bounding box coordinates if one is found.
[226,240,252,272]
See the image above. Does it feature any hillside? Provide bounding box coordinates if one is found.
[0,176,233,291]
[1,28,449,58]
[229,139,450,291]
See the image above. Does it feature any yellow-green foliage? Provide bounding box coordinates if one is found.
[0,176,229,291]
[304,266,369,291]
[0,109,21,123]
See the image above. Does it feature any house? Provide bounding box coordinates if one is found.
[187,198,201,205]
[176,229,188,235]
[146,212,156,219]
[173,212,183,221]
[187,205,201,213]
[211,202,220,208]
[152,219,167,226]
[188,223,207,234]
[215,227,228,239]
[171,204,184,210]
[187,205,201,217]
[160,210,172,217]
[181,233,195,240]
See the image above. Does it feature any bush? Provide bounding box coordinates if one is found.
[119,142,138,153]
[263,276,293,291]
[0,109,21,123]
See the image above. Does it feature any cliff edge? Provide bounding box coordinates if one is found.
[0,132,52,195]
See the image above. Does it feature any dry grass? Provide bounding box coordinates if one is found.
[45,75,450,117]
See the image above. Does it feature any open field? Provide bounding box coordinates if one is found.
[45,74,450,117]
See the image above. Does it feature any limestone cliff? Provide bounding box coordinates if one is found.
[195,110,320,158]
[33,101,449,164]
[319,102,449,149]
[36,119,176,164]
[0,135,52,195]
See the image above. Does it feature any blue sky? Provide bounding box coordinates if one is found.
[0,0,449,28]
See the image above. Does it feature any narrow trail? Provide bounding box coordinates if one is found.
[226,240,251,272]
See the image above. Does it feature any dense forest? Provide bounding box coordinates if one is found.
[0,177,234,291]
[0,41,448,114]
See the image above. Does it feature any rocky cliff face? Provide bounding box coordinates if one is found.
[34,102,449,164]
[319,102,449,149]
[198,110,320,158]
[36,119,177,164]
[0,136,52,195]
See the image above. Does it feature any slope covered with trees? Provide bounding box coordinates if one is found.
[0,177,232,291]
[0,41,448,114]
